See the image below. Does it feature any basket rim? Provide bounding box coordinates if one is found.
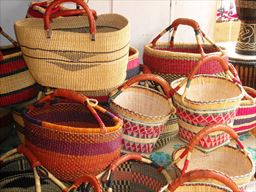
[129,46,139,61]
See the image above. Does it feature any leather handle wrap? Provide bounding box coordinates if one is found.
[50,9,97,19]
[171,18,200,30]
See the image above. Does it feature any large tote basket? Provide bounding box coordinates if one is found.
[161,169,241,192]
[22,89,122,181]
[103,153,171,192]
[143,18,227,83]
[172,124,255,187]
[171,55,244,152]
[0,145,102,192]
[15,0,130,92]
[109,74,176,153]
[0,27,38,107]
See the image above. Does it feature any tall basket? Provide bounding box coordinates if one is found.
[171,55,244,152]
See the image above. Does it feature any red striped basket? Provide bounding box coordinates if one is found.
[143,18,227,84]
[0,27,38,107]
[22,89,123,181]
[233,86,256,134]
[126,47,140,80]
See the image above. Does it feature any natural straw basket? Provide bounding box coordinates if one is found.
[15,0,130,92]
[103,153,171,192]
[0,145,103,192]
[109,74,176,153]
[143,18,227,84]
[170,55,244,152]
[126,46,140,80]
[0,27,38,107]
[172,124,255,187]
[160,169,241,192]
[22,89,123,181]
[233,86,256,134]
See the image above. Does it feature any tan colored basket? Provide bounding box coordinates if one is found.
[172,124,255,187]
[15,0,130,92]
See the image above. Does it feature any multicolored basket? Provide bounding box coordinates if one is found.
[160,169,241,192]
[126,47,140,80]
[22,89,122,181]
[103,153,171,192]
[143,18,227,84]
[233,86,256,134]
[172,124,255,187]
[109,74,176,153]
[0,27,38,107]
[170,55,244,152]
[15,0,130,93]
[0,145,103,192]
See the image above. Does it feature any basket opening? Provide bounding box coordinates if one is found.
[29,103,115,128]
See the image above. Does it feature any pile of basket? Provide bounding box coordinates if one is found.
[0,0,256,191]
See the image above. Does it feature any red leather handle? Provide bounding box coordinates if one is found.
[50,9,97,19]
[17,145,41,168]
[168,169,240,192]
[110,153,143,171]
[64,175,102,192]
[141,64,152,74]
[171,18,200,30]
[53,89,88,104]
[44,0,96,39]
[119,74,172,98]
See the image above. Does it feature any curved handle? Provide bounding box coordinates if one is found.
[167,169,240,192]
[17,145,41,168]
[171,18,200,30]
[173,124,245,174]
[141,64,152,74]
[241,86,256,105]
[64,175,102,192]
[44,0,96,40]
[50,8,97,19]
[116,74,172,98]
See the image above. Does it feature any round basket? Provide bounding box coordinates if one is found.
[22,89,122,181]
[161,169,241,192]
[170,55,244,152]
[143,18,227,84]
[109,74,176,153]
[172,124,255,187]
[0,145,102,192]
[126,46,140,80]
[103,153,171,192]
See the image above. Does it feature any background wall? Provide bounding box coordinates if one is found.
[0,0,217,60]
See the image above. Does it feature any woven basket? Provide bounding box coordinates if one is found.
[0,108,13,142]
[160,169,241,192]
[172,124,255,187]
[170,55,244,152]
[109,74,176,153]
[0,145,103,192]
[22,89,122,181]
[102,153,171,192]
[126,46,140,80]
[0,27,38,107]
[15,0,130,92]
[143,18,227,84]
[233,86,256,134]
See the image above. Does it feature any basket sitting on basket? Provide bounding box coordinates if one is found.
[109,74,176,153]
[170,55,244,152]
[21,89,123,181]
[172,124,255,187]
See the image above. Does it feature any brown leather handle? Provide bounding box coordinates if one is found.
[171,18,200,30]
[118,74,172,98]
[110,153,143,171]
[50,9,97,19]
[167,169,241,192]
[44,0,96,39]
[64,175,102,192]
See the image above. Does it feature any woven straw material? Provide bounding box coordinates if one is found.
[233,87,256,133]
[15,14,130,91]
[173,145,255,187]
[172,183,232,192]
[126,47,140,80]
[24,101,122,181]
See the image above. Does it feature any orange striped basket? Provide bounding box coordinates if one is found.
[21,89,123,181]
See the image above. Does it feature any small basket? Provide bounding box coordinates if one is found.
[0,27,38,107]
[0,145,102,192]
[172,124,255,187]
[233,86,256,134]
[22,89,122,181]
[160,169,241,192]
[126,47,140,80]
[170,55,244,152]
[103,153,171,192]
[143,18,227,84]
[109,74,176,153]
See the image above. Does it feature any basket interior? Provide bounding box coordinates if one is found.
[103,161,167,192]
[113,86,171,117]
[171,76,242,102]
[28,101,115,128]
[174,146,253,177]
